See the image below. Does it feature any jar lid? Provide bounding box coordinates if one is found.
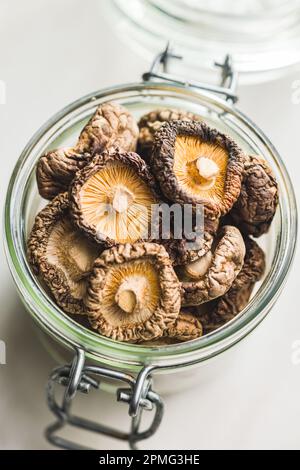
[105,0,300,83]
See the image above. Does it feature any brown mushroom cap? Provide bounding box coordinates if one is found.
[230,155,279,237]
[77,101,139,155]
[162,216,219,266]
[70,150,160,247]
[27,193,100,314]
[166,311,203,341]
[36,149,91,201]
[161,232,213,267]
[195,237,265,334]
[181,225,246,306]
[138,311,203,345]
[36,102,139,200]
[151,120,245,219]
[138,108,202,162]
[85,242,181,342]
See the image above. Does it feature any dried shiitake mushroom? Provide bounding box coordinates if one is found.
[70,150,160,247]
[139,311,203,345]
[166,311,203,341]
[230,155,279,237]
[85,243,181,342]
[77,102,138,154]
[195,237,265,334]
[181,225,246,306]
[27,192,100,314]
[138,108,202,162]
[162,232,213,267]
[37,102,139,200]
[151,120,245,219]
[179,250,213,281]
[36,150,92,201]
[161,216,219,266]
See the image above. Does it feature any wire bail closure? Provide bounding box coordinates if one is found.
[143,42,238,103]
[46,348,164,450]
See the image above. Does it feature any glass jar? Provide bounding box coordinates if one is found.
[4,69,297,448]
[103,0,300,83]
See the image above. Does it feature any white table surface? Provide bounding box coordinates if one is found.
[0,0,299,450]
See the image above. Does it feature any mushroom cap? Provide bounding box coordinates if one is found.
[162,233,213,267]
[161,216,219,266]
[70,150,160,247]
[77,101,139,154]
[195,237,265,334]
[85,242,181,342]
[166,311,203,341]
[138,311,203,345]
[36,149,91,200]
[181,225,246,306]
[230,155,279,237]
[27,192,100,314]
[36,102,139,200]
[138,108,202,162]
[151,120,245,219]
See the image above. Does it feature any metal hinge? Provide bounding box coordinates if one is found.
[142,42,238,103]
[45,348,163,450]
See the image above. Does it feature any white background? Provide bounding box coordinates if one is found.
[0,0,299,450]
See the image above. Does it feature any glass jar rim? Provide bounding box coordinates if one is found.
[106,0,300,82]
[4,81,297,371]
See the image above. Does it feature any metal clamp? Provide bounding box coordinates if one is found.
[143,42,238,103]
[45,348,163,450]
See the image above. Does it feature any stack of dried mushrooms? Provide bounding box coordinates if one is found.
[28,102,278,345]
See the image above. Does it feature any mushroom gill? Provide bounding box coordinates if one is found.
[86,242,181,342]
[174,136,228,204]
[70,151,160,247]
[151,120,245,218]
[27,192,99,314]
[99,259,161,326]
[45,218,98,300]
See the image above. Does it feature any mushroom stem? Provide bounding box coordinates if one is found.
[115,276,147,314]
[116,289,137,313]
[196,156,219,181]
[112,187,134,214]
[184,251,213,280]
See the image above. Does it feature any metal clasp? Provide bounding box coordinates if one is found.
[46,348,163,450]
[143,42,238,103]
